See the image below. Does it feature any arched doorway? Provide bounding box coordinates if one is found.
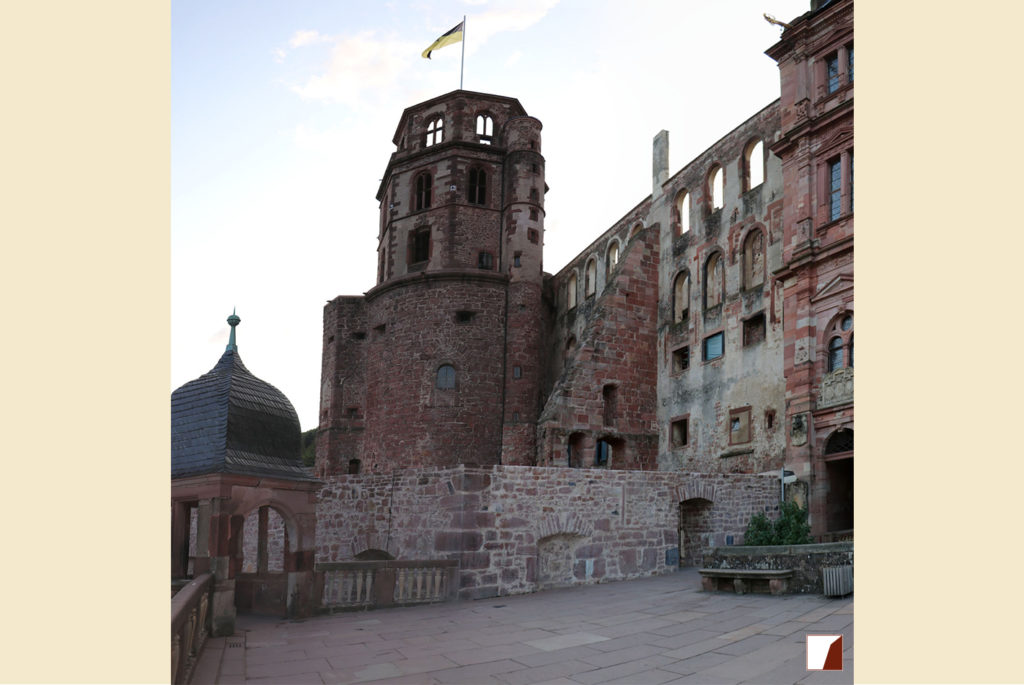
[824,428,853,537]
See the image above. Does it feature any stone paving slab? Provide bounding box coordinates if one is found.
[199,568,851,684]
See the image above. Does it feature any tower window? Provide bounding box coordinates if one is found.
[475,114,493,144]
[528,228,539,244]
[436,364,456,389]
[478,251,494,270]
[468,168,487,205]
[410,227,430,263]
[426,117,443,146]
[530,208,539,221]
[415,173,432,210]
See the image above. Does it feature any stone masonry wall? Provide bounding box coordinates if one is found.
[316,465,779,599]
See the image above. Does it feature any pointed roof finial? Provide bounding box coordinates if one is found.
[226,308,240,351]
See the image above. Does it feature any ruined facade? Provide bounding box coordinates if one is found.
[317,0,852,551]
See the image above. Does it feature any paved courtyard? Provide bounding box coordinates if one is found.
[193,568,852,684]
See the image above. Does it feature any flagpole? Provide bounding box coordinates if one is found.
[459,15,466,89]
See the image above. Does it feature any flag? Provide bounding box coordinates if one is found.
[422,21,463,59]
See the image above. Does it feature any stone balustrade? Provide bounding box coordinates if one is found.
[316,560,458,611]
[170,572,212,685]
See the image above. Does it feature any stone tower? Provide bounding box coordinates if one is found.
[317,90,547,476]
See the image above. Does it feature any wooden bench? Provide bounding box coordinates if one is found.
[698,568,793,596]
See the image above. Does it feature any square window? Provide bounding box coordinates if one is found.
[528,228,539,244]
[513,252,522,267]
[826,53,839,93]
[743,313,766,346]
[671,418,688,447]
[672,346,690,374]
[703,332,724,361]
[729,408,751,445]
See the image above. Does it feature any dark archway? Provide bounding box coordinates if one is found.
[678,498,714,567]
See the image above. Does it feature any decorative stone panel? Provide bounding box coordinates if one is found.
[818,368,853,408]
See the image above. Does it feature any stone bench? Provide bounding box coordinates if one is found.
[699,568,793,596]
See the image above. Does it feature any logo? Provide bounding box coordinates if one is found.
[806,634,843,671]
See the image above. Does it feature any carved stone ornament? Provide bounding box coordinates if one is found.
[794,339,810,364]
[818,368,854,408]
[791,413,808,446]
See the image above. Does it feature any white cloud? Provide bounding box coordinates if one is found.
[290,31,418,106]
[465,0,560,53]
[505,49,522,66]
[272,47,286,63]
[289,29,328,48]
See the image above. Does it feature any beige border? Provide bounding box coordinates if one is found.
[1,1,169,682]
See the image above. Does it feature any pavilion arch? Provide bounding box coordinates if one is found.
[234,494,304,553]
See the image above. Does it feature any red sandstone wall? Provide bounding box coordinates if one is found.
[315,465,779,599]
[316,296,367,478]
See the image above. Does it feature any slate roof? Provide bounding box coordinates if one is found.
[171,347,315,481]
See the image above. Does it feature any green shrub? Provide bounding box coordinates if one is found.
[742,501,812,545]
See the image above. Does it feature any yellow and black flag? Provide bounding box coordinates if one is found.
[422,21,464,59]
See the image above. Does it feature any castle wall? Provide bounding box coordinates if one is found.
[539,201,659,470]
[315,464,780,599]
[650,103,788,476]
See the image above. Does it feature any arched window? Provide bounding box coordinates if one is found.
[436,364,456,389]
[743,229,765,289]
[676,191,690,235]
[567,272,578,309]
[415,173,432,210]
[673,272,690,323]
[585,259,597,297]
[824,428,853,455]
[709,166,724,210]
[468,167,487,205]
[629,223,642,239]
[827,336,844,371]
[425,117,443,146]
[607,241,619,273]
[704,253,723,309]
[745,140,764,190]
[476,114,493,144]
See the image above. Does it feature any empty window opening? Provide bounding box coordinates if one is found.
[729,407,751,445]
[513,252,522,268]
[676,191,690,235]
[531,163,539,173]
[528,228,539,244]
[345,406,359,418]
[426,117,443,146]
[673,272,690,323]
[468,168,487,205]
[478,251,494,270]
[455,310,476,323]
[743,230,766,288]
[630,223,642,239]
[826,54,840,94]
[585,259,597,297]
[743,312,766,346]
[327,335,335,344]
[567,273,578,309]
[475,114,493,143]
[352,331,366,340]
[746,140,764,189]
[607,242,619,272]
[704,253,723,309]
[348,459,361,474]
[415,173,432,210]
[513,365,522,379]
[410,227,430,263]
[530,208,539,221]
[565,335,577,355]
[671,418,688,447]
[529,188,539,201]
[765,409,776,430]
[672,346,690,374]
[602,384,617,426]
[436,364,456,389]
[703,331,724,361]
[710,166,724,210]
[595,439,611,467]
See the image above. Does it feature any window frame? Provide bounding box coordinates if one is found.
[425,116,444,147]
[703,330,724,361]
[468,167,487,205]
[415,172,432,211]
[728,406,752,445]
[436,363,456,389]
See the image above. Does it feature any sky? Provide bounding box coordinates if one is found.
[172,0,812,431]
